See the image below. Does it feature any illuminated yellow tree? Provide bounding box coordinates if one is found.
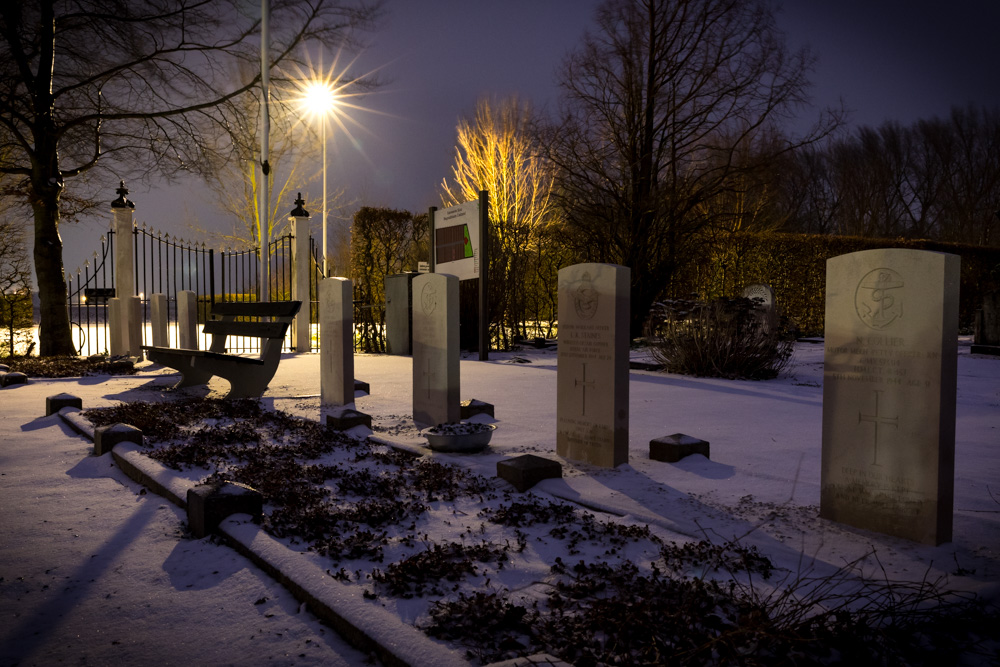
[441,96,558,348]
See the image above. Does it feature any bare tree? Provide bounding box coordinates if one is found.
[0,0,382,355]
[539,0,836,336]
[441,96,557,347]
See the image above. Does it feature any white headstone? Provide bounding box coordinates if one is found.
[412,273,460,426]
[128,296,143,359]
[108,298,125,356]
[742,283,777,330]
[320,277,355,406]
[150,293,168,347]
[556,263,630,468]
[821,249,959,545]
[178,290,198,350]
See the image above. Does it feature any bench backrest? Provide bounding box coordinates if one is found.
[211,301,302,320]
[206,301,302,355]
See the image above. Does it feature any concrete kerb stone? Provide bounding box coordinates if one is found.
[187,482,263,539]
[1,371,27,387]
[94,423,143,456]
[46,392,82,415]
[50,395,478,667]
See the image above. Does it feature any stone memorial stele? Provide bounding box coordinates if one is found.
[742,283,777,330]
[821,248,959,545]
[556,263,630,468]
[320,277,354,407]
[412,272,460,426]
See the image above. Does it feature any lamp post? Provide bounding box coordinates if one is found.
[300,80,337,277]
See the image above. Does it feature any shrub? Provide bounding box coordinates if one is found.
[644,296,793,380]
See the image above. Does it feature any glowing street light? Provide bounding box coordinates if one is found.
[299,80,338,277]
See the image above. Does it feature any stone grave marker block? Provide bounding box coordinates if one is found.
[556,263,630,468]
[497,454,563,492]
[320,277,355,407]
[326,409,373,431]
[649,433,710,463]
[821,249,959,545]
[412,273,460,426]
[460,399,494,419]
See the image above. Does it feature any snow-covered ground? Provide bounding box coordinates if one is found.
[1,339,997,665]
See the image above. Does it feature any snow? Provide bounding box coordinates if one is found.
[1,339,998,665]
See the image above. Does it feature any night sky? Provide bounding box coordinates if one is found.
[61,0,1000,272]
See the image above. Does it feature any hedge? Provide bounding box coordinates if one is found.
[665,233,1000,336]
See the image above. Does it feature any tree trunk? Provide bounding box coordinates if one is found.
[32,190,77,356]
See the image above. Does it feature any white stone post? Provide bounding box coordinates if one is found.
[320,277,354,406]
[111,181,136,356]
[150,293,168,347]
[178,290,198,350]
[291,207,311,352]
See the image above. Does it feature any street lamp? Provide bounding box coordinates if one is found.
[300,80,337,277]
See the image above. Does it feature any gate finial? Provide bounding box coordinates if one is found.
[111,180,135,209]
[290,192,309,218]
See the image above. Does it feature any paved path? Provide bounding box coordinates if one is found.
[0,376,374,666]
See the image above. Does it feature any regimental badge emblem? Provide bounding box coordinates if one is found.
[572,272,599,320]
[855,268,904,330]
[420,282,438,315]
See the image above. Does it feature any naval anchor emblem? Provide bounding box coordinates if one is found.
[855,268,903,330]
[572,272,599,320]
[420,282,438,315]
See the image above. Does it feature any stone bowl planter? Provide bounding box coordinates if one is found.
[421,422,496,453]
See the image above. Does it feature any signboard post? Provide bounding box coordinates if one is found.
[428,191,490,360]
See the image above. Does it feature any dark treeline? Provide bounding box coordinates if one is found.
[772,105,1000,245]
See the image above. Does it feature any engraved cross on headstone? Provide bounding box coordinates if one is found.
[858,389,898,466]
[575,362,596,416]
[423,357,436,399]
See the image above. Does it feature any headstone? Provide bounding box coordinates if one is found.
[412,273,460,426]
[128,295,143,359]
[320,277,355,406]
[150,293,168,347]
[556,263,630,468]
[497,454,562,492]
[385,272,417,355]
[177,290,198,350]
[972,290,1000,355]
[742,283,777,330]
[821,249,959,545]
[649,433,710,463]
[108,298,125,356]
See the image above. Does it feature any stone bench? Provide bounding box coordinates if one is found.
[143,301,301,399]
